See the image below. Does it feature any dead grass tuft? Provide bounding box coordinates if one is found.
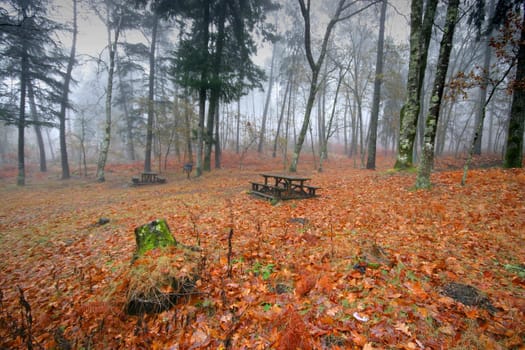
[124,246,202,315]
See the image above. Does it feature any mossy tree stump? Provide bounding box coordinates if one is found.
[126,219,202,315]
[133,219,177,260]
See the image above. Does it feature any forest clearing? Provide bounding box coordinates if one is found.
[0,153,523,349]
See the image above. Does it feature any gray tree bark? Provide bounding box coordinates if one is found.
[319,64,346,171]
[504,9,525,168]
[258,42,276,153]
[273,78,291,158]
[394,0,438,169]
[195,3,210,177]
[144,13,159,173]
[204,0,226,171]
[96,10,122,182]
[17,25,29,186]
[366,0,387,170]
[473,0,496,155]
[58,0,77,180]
[416,0,460,189]
[236,98,240,154]
[116,54,136,161]
[27,80,46,172]
[290,0,379,172]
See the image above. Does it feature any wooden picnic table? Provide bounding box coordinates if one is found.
[132,172,166,186]
[250,173,319,200]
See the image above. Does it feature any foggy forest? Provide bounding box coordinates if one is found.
[0,0,524,349]
[0,0,523,183]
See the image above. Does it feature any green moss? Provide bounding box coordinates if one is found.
[134,219,177,258]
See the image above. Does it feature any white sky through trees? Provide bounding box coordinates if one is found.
[50,0,410,64]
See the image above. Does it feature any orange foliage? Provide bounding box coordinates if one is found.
[275,306,313,350]
[0,153,523,349]
[295,272,317,297]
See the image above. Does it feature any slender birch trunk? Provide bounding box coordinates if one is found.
[96,12,122,182]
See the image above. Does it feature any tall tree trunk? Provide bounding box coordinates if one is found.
[45,128,55,160]
[273,78,291,158]
[343,90,350,155]
[195,2,210,177]
[204,0,226,171]
[415,0,460,189]
[503,9,525,168]
[474,41,492,155]
[144,13,159,172]
[214,104,221,168]
[366,0,387,170]
[58,0,77,180]
[319,65,345,171]
[291,0,374,172]
[358,95,364,165]
[27,80,46,172]
[395,0,438,169]
[291,70,319,172]
[183,95,193,163]
[79,115,87,176]
[196,90,205,177]
[474,0,496,155]
[318,59,328,160]
[117,54,136,161]
[236,98,240,154]
[17,39,29,186]
[285,76,295,165]
[258,42,276,153]
[96,13,122,182]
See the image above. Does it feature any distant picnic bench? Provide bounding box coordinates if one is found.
[250,173,320,200]
[132,172,166,186]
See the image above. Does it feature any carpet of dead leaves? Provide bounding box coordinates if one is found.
[0,152,524,349]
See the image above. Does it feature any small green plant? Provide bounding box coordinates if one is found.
[504,264,525,278]
[299,303,311,315]
[367,262,381,269]
[196,299,215,316]
[232,257,244,264]
[252,262,274,280]
[406,270,418,281]
[261,302,272,312]
[340,299,352,309]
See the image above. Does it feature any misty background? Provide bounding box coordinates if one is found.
[0,0,522,184]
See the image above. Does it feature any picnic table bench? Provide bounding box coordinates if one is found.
[132,172,166,186]
[250,173,320,200]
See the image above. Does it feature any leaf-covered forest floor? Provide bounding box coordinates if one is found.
[0,153,524,349]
